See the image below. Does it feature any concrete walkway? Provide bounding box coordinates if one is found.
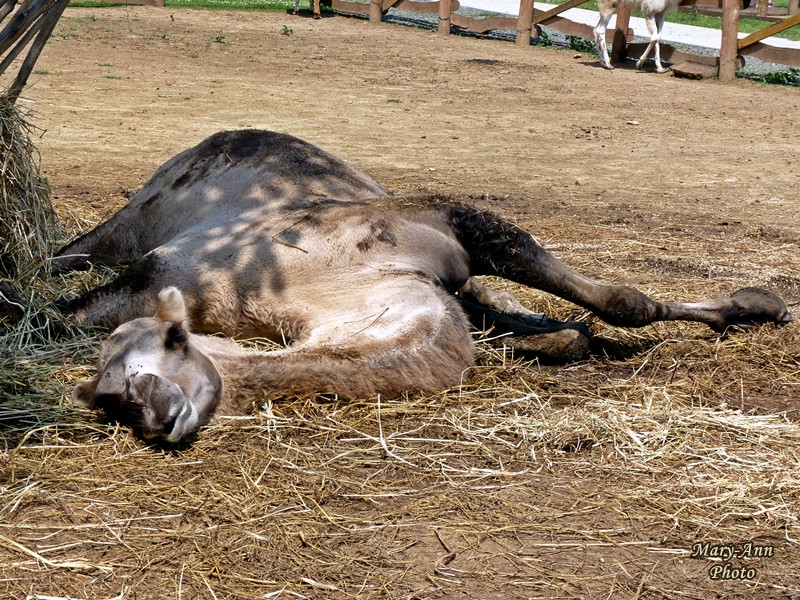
[459,0,800,49]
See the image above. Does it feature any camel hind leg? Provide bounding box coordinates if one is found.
[446,206,792,333]
[457,278,592,362]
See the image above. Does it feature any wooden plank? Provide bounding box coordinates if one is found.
[740,40,800,66]
[671,60,719,77]
[391,0,460,13]
[532,0,588,26]
[681,5,786,22]
[450,13,517,33]
[534,12,631,41]
[626,41,720,65]
[329,0,369,12]
[737,12,800,49]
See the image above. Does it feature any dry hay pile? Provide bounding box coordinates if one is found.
[1,117,799,598]
[1,282,799,598]
[0,100,58,280]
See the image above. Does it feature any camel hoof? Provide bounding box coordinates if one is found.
[732,287,792,325]
[505,327,593,363]
[712,287,793,332]
[313,12,321,18]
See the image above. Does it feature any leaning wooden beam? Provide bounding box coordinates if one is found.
[740,40,800,66]
[0,0,19,26]
[532,0,587,25]
[6,0,68,103]
[0,8,46,78]
[737,12,800,49]
[0,0,56,58]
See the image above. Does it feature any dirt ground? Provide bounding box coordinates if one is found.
[3,5,800,599]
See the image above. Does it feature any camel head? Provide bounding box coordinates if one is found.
[72,287,223,443]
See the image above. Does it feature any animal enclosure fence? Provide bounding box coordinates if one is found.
[320,0,800,80]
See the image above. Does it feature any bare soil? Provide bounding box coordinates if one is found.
[2,6,800,599]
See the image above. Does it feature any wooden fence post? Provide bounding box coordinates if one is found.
[369,0,382,23]
[517,0,534,45]
[610,3,630,64]
[439,0,453,35]
[719,0,740,81]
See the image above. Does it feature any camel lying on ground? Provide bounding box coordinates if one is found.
[50,130,791,442]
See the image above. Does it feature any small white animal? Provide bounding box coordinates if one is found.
[594,0,682,72]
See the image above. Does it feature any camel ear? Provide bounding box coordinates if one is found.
[156,287,187,324]
[72,380,97,408]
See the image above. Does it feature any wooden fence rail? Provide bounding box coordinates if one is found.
[321,0,800,80]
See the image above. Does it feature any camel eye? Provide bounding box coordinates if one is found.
[165,325,187,350]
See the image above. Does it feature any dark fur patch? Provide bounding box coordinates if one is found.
[356,219,396,252]
[165,324,187,350]
[61,254,160,318]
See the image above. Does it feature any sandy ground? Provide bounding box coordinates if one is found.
[4,5,800,599]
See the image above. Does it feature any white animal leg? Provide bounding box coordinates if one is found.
[594,5,615,70]
[652,13,667,72]
[293,0,299,13]
[635,14,663,72]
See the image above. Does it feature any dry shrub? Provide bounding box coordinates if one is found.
[0,96,59,279]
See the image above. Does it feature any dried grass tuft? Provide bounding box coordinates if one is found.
[0,96,59,279]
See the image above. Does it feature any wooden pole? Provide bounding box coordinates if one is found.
[516,0,534,45]
[7,0,68,104]
[790,0,798,17]
[610,3,630,64]
[719,0,740,82]
[438,0,452,35]
[369,0,382,23]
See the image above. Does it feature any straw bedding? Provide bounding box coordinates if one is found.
[1,13,799,591]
